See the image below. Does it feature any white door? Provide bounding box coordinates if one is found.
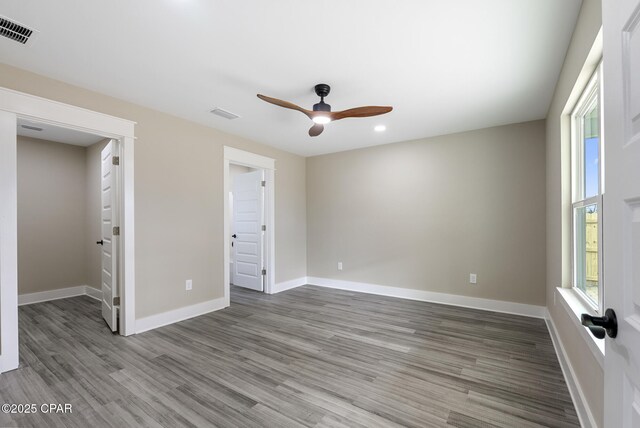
[100,140,118,331]
[232,170,264,291]
[602,0,640,425]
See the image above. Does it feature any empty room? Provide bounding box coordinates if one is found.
[0,0,637,427]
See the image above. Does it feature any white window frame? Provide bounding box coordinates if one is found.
[570,62,604,313]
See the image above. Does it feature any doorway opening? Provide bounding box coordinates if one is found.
[229,165,264,292]
[15,120,122,331]
[223,147,275,305]
[0,87,135,373]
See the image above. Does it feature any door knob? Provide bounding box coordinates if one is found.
[232,234,237,238]
[581,308,617,339]
[96,240,104,246]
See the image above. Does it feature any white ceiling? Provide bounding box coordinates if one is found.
[0,0,581,157]
[17,118,106,146]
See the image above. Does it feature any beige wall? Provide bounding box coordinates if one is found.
[307,120,546,306]
[85,139,110,291]
[17,136,87,294]
[0,63,307,319]
[545,0,603,425]
[18,136,111,295]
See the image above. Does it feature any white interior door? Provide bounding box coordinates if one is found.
[100,140,118,331]
[232,169,264,291]
[602,0,640,425]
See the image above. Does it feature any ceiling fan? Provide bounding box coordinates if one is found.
[257,84,393,137]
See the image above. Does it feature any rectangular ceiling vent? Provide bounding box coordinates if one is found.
[21,124,43,131]
[0,16,35,45]
[0,15,37,45]
[210,107,240,120]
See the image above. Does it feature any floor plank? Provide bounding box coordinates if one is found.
[0,285,579,427]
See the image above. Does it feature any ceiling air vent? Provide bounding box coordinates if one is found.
[210,107,240,120]
[21,125,43,131]
[0,16,35,45]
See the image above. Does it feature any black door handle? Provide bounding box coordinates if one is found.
[232,234,237,238]
[581,308,617,339]
[96,240,104,246]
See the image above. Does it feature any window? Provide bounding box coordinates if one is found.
[571,63,603,311]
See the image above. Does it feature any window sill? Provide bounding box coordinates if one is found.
[555,287,604,368]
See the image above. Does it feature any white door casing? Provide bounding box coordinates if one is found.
[602,0,640,426]
[101,140,119,331]
[232,170,264,291]
[0,87,135,373]
[0,110,19,373]
[222,147,275,305]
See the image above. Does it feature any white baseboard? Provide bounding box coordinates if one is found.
[18,285,103,306]
[545,310,598,428]
[306,277,546,318]
[84,286,102,301]
[19,285,86,305]
[270,276,308,294]
[135,297,228,334]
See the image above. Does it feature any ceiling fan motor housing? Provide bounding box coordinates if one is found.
[313,101,331,112]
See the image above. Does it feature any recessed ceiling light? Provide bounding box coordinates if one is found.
[374,125,386,132]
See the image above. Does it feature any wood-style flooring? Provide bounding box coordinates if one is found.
[0,285,579,427]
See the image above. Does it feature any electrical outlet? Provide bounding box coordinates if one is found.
[186,279,192,291]
[337,262,343,271]
[469,274,477,284]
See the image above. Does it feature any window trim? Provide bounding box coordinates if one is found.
[555,287,604,366]
[570,61,604,313]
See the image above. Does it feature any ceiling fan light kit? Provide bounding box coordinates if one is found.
[312,116,331,125]
[257,83,392,137]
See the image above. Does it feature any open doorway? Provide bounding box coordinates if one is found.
[16,119,122,331]
[229,165,265,292]
[0,87,135,373]
[223,147,275,305]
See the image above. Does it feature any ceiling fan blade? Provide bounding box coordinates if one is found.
[257,94,313,119]
[330,106,393,121]
[309,123,324,137]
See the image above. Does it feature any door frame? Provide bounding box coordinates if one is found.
[0,87,136,373]
[223,146,275,303]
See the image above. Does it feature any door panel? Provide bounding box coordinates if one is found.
[232,170,264,291]
[603,0,640,425]
[100,141,118,331]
